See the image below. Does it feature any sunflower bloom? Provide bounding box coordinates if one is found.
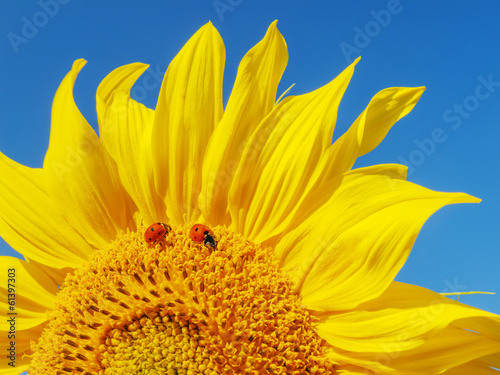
[1,21,499,375]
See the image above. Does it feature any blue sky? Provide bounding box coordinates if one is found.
[1,0,499,327]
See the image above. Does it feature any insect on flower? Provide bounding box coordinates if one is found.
[189,224,217,249]
[144,222,171,244]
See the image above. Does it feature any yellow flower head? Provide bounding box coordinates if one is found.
[1,21,499,375]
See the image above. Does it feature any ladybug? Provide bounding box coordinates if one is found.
[189,224,217,249]
[144,222,171,244]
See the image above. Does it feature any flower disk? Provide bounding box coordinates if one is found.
[30,226,335,374]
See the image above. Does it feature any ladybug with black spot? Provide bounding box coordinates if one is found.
[189,224,217,249]
[144,222,171,245]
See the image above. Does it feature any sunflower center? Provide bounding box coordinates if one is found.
[30,225,336,374]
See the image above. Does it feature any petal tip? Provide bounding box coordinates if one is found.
[265,19,284,40]
[469,195,482,204]
[71,59,87,74]
[201,21,219,34]
[450,193,482,205]
[196,21,223,47]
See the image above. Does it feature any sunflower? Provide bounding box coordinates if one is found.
[1,21,499,375]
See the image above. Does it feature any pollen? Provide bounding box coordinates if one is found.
[30,225,336,374]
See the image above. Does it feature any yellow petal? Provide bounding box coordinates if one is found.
[200,21,288,226]
[275,165,480,311]
[0,259,67,373]
[0,340,32,374]
[96,62,149,125]
[482,353,500,369]
[0,258,59,332]
[334,365,378,375]
[151,22,225,225]
[269,87,424,246]
[0,322,44,374]
[314,86,425,185]
[100,80,166,225]
[229,59,358,243]
[441,360,500,375]
[25,257,71,288]
[327,284,500,374]
[318,282,499,353]
[375,323,498,374]
[331,326,500,375]
[274,164,406,264]
[291,164,409,235]
[0,152,91,268]
[357,86,426,156]
[43,59,135,247]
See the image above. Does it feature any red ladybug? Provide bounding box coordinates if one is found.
[189,224,217,249]
[144,222,171,244]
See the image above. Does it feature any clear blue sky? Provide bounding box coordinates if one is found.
[1,1,499,320]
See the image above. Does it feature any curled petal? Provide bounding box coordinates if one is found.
[96,62,149,125]
[312,86,425,188]
[43,59,135,248]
